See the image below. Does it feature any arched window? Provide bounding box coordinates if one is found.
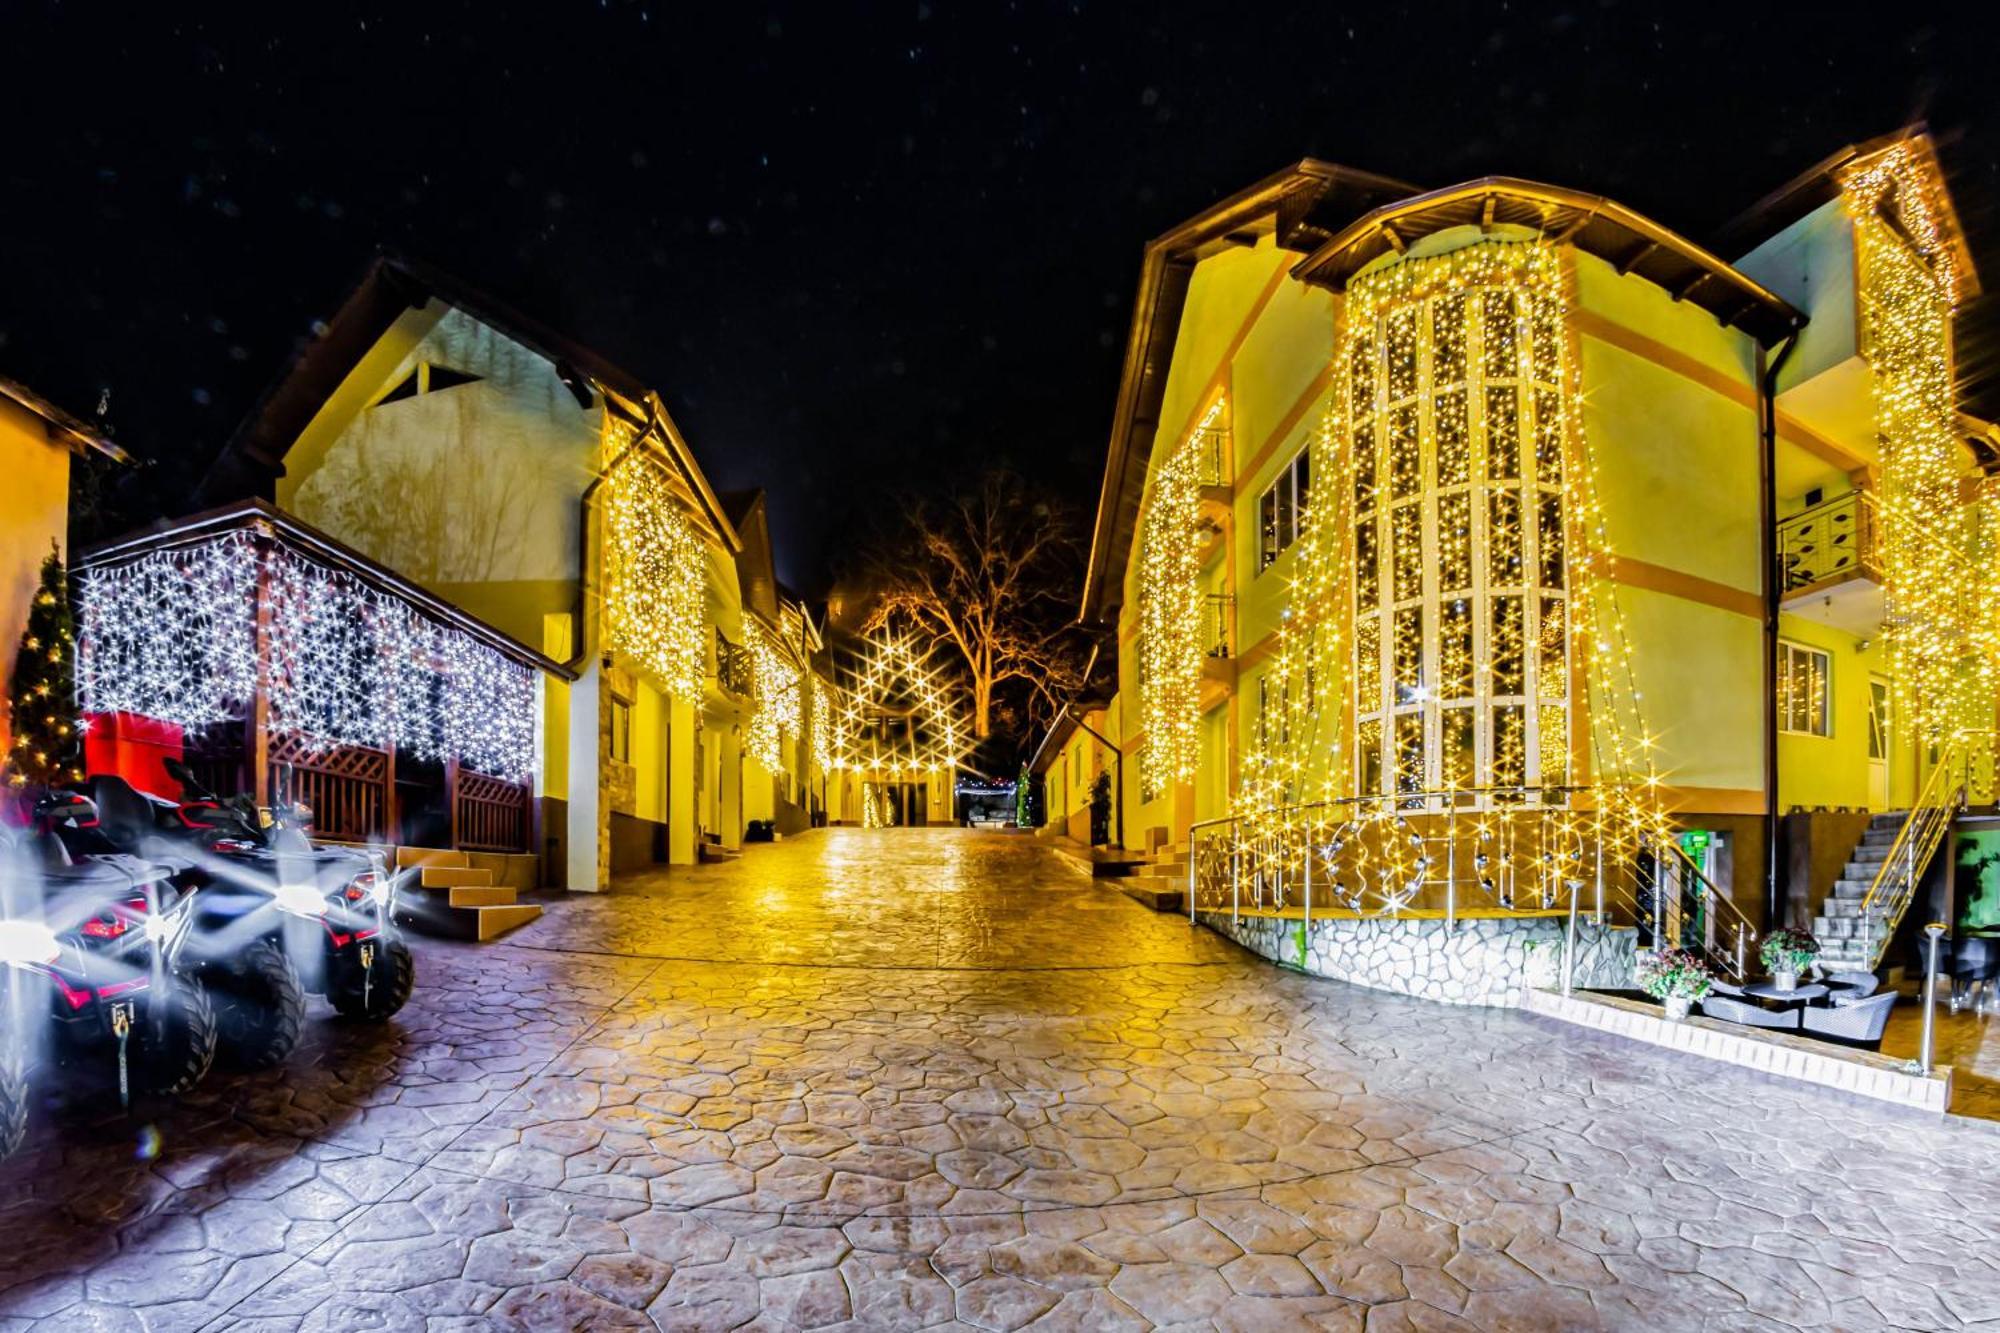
[1348,253,1571,804]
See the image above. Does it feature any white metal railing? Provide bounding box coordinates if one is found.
[1778,488,1878,593]
[1188,786,1759,985]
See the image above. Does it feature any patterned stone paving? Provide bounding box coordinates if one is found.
[2,827,1997,1330]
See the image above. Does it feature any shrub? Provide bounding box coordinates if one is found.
[1760,927,1819,975]
[1636,948,1713,1002]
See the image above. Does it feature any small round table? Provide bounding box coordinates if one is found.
[1742,980,1828,1007]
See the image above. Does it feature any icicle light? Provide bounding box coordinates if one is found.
[1844,145,1999,762]
[600,418,709,700]
[746,623,803,771]
[1137,398,1223,795]
[77,533,537,780]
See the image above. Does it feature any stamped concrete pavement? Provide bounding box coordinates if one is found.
[1,827,1996,1330]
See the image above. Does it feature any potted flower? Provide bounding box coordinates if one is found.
[1760,928,1819,992]
[1637,948,1713,1022]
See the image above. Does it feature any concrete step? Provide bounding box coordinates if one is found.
[1830,880,1870,898]
[447,885,518,908]
[698,843,740,864]
[1821,898,1864,917]
[472,903,542,941]
[466,851,541,892]
[419,865,495,889]
[1113,881,1183,913]
[397,845,470,870]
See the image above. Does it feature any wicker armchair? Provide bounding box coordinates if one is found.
[1698,994,1801,1031]
[1823,971,1880,997]
[1800,992,1897,1050]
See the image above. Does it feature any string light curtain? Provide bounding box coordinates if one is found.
[746,623,803,770]
[1844,145,2000,767]
[600,418,709,700]
[77,533,538,780]
[1137,399,1223,795]
[1237,240,1669,884]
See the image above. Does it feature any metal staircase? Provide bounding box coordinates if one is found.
[1847,743,1969,971]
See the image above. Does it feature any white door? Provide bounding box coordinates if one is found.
[1867,676,1891,809]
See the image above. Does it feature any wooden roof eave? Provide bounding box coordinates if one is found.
[1080,159,1421,623]
[1290,177,1804,346]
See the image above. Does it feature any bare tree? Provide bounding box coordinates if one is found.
[862,471,1087,742]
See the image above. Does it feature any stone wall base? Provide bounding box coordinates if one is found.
[1198,911,1636,1007]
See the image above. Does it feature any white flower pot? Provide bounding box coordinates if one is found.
[1663,995,1692,1022]
[1773,969,1798,993]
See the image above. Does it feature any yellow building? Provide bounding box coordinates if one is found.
[0,377,122,757]
[1076,131,1987,996]
[141,257,797,890]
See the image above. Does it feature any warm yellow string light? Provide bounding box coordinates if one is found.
[1844,145,1998,780]
[1233,238,1675,909]
[1137,397,1224,794]
[600,417,709,699]
[746,623,803,770]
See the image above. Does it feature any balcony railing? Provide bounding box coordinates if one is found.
[1778,489,1878,594]
[1188,786,1759,986]
[716,630,753,698]
[1201,593,1234,659]
[1190,420,1228,489]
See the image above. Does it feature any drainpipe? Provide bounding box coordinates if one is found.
[1760,329,1801,931]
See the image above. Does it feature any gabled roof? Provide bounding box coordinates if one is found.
[1292,178,1804,346]
[1717,126,1980,300]
[203,252,645,501]
[0,374,128,460]
[201,251,743,552]
[1080,159,1418,622]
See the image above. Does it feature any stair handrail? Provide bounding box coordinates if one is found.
[1858,736,1969,970]
[1650,833,1759,983]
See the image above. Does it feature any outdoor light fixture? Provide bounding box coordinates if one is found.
[0,920,61,967]
[272,883,328,918]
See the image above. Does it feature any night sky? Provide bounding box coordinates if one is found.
[4,2,1995,591]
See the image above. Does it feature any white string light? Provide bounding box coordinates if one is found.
[77,533,538,780]
[746,622,802,771]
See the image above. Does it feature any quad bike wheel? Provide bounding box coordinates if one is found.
[208,940,307,1070]
[330,936,415,1022]
[0,1013,26,1160]
[136,974,218,1097]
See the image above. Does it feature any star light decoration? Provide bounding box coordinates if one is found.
[1136,398,1224,795]
[1843,144,2000,774]
[825,633,968,775]
[600,417,709,700]
[1230,239,1678,919]
[76,532,537,780]
[746,622,803,771]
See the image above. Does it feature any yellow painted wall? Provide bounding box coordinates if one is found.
[0,401,73,755]
[1775,613,1914,812]
[277,303,600,651]
[630,677,669,825]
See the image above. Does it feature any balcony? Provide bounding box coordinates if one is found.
[1199,593,1236,708]
[715,630,754,699]
[1778,489,1883,636]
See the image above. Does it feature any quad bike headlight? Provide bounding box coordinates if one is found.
[272,882,329,918]
[0,920,60,967]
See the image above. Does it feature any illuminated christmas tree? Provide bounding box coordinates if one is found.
[7,545,83,788]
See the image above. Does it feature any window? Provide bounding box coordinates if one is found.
[372,362,484,408]
[1350,279,1571,803]
[1778,641,1831,736]
[610,698,633,763]
[1258,448,1312,571]
[1868,677,1891,760]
